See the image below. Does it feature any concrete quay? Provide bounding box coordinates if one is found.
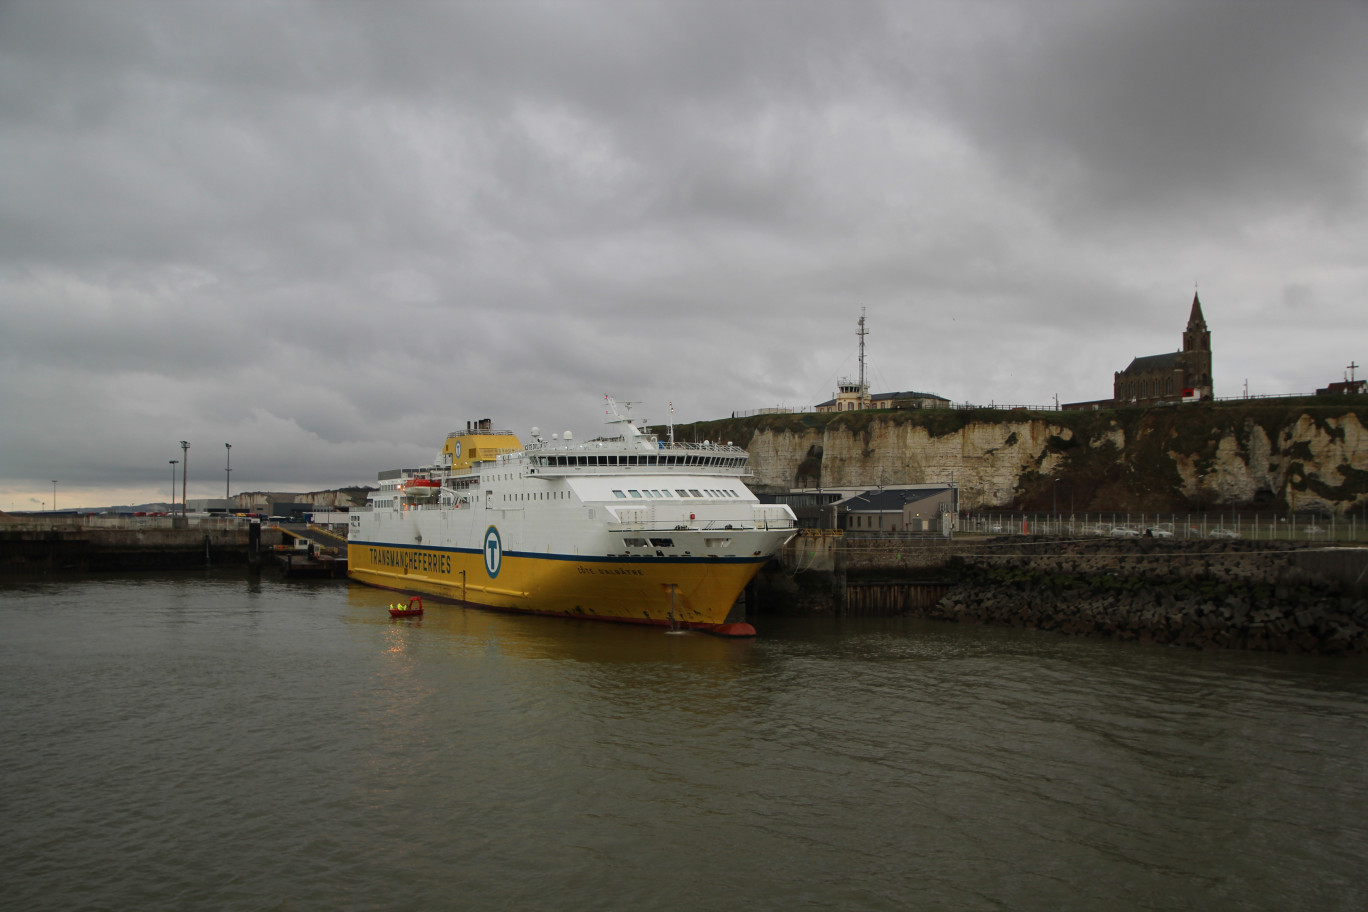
[0,517,284,574]
[759,533,1368,655]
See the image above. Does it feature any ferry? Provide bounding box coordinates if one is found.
[347,398,798,632]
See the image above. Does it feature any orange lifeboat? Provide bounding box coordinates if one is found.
[402,478,441,498]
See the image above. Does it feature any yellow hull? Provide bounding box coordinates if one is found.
[348,544,764,628]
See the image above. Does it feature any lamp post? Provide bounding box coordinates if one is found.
[52,480,57,512]
[180,441,189,516]
[170,460,179,509]
[225,443,232,501]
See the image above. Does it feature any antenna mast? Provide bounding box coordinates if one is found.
[857,307,868,395]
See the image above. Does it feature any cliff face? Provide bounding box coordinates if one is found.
[682,400,1368,515]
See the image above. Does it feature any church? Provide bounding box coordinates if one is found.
[1113,293,1213,405]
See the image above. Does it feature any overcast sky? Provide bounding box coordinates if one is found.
[3,0,1366,510]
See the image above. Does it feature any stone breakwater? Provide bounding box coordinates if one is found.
[926,538,1368,655]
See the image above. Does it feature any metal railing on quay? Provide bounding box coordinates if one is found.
[957,512,1365,543]
[2,514,262,532]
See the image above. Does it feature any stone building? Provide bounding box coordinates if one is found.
[815,387,951,413]
[1113,293,1213,406]
[762,485,957,532]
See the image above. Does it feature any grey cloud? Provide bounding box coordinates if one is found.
[922,1,1368,225]
[1,1,1364,508]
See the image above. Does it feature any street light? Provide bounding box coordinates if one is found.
[52,480,57,512]
[225,443,232,501]
[180,441,189,516]
[170,460,179,509]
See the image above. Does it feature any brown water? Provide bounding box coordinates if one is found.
[2,571,1366,911]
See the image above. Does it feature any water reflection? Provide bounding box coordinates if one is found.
[3,575,1367,911]
[345,581,757,667]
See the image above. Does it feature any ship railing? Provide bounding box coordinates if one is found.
[445,428,516,438]
[656,441,748,454]
[605,511,796,533]
[527,464,753,477]
[753,506,799,530]
[606,520,770,533]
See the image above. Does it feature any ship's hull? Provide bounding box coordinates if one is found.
[348,541,773,628]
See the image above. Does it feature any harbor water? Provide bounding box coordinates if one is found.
[2,571,1366,911]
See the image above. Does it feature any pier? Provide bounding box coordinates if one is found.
[0,515,352,577]
[274,525,349,578]
[761,532,1368,654]
[0,516,270,574]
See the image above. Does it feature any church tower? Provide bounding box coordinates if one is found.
[1179,291,1213,399]
[1183,292,1210,353]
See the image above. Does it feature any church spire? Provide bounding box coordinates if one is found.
[1183,290,1209,353]
[1186,290,1206,333]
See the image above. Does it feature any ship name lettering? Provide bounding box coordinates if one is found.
[368,547,451,575]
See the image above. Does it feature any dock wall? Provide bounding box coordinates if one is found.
[762,534,1368,655]
[0,525,283,575]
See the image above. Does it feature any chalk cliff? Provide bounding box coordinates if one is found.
[680,400,1368,515]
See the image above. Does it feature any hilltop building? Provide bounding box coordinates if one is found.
[1317,361,1364,396]
[1317,379,1366,396]
[815,389,951,412]
[1112,292,1213,406]
[814,309,949,412]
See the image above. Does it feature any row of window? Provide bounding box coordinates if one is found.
[382,487,747,507]
[381,482,752,508]
[535,453,745,468]
[1119,373,1210,400]
[612,488,742,500]
[1120,376,1177,399]
[500,492,571,502]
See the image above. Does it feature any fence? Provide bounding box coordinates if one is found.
[960,512,1366,543]
[734,402,1066,418]
[731,391,1354,419]
[1,514,258,533]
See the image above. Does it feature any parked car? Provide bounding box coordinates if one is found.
[1146,528,1173,538]
[1208,528,1240,539]
[1111,526,1141,537]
